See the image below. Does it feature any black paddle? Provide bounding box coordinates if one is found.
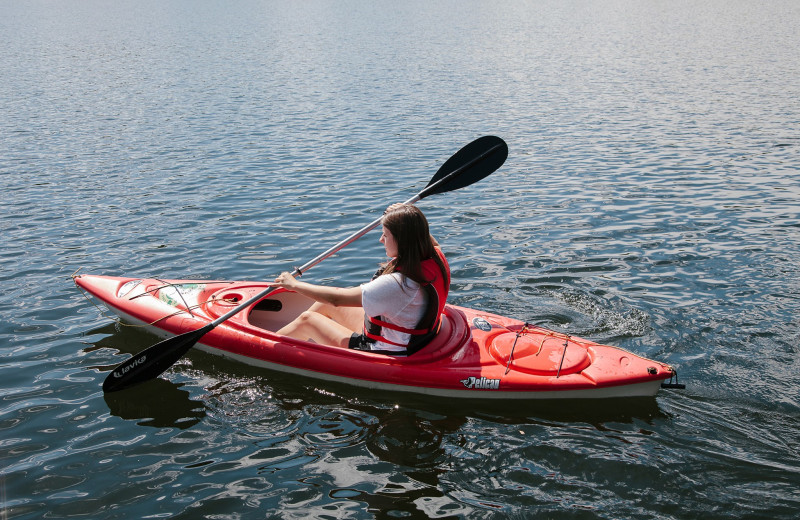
[102,135,508,392]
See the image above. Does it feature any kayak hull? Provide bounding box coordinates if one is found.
[75,274,676,399]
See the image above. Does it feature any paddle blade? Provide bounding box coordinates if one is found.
[102,324,213,392]
[420,135,508,199]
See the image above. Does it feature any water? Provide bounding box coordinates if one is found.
[2,0,799,518]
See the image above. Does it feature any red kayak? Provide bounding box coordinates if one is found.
[75,274,679,399]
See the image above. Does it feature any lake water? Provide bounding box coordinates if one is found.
[2,0,799,518]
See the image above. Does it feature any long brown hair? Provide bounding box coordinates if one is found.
[379,204,441,285]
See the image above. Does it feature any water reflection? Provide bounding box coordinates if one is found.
[103,378,206,429]
[322,398,666,517]
[82,323,206,428]
[366,406,463,469]
[80,321,160,357]
[325,406,467,518]
[329,485,465,520]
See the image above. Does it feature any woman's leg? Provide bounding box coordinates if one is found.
[306,302,364,332]
[277,310,355,348]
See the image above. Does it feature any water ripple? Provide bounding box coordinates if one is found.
[2,0,800,518]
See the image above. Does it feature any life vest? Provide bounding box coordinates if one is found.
[363,248,450,354]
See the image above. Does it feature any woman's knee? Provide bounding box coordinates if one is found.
[295,310,321,325]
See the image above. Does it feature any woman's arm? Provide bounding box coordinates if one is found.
[270,272,362,307]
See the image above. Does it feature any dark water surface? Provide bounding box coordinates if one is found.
[2,0,799,518]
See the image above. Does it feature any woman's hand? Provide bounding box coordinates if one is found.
[270,272,298,290]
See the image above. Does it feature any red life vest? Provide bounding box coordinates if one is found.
[363,248,450,354]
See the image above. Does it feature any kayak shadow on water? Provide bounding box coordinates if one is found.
[81,323,207,429]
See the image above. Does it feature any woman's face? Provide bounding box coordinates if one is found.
[380,225,399,258]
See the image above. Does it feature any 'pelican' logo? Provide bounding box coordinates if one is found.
[460,376,500,390]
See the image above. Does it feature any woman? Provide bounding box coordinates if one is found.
[269,203,450,354]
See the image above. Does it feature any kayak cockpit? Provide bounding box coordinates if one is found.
[235,288,472,362]
[246,290,317,332]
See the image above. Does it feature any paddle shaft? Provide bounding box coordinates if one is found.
[210,141,505,328]
[210,212,387,327]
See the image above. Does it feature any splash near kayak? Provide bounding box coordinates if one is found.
[74,275,678,399]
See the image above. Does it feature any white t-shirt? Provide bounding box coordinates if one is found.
[360,272,427,351]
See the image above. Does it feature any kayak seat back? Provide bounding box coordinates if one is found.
[398,306,471,363]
